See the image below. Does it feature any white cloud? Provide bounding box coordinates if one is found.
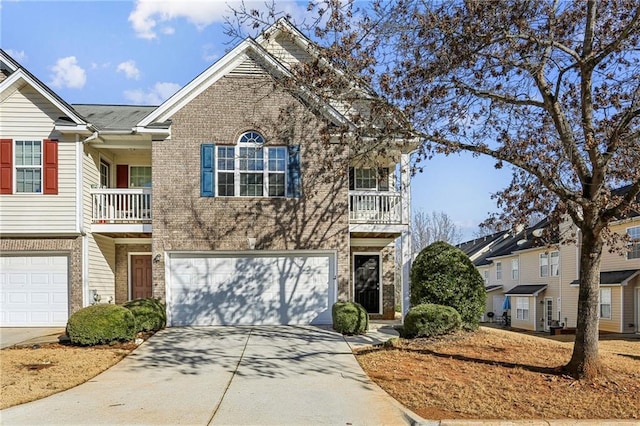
[129,0,308,39]
[5,49,27,63]
[49,56,86,89]
[124,82,181,105]
[116,60,141,80]
[202,43,219,63]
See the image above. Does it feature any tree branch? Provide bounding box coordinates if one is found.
[587,4,640,67]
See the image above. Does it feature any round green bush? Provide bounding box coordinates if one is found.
[332,301,368,335]
[410,241,486,329]
[403,303,462,338]
[123,298,166,332]
[66,304,136,346]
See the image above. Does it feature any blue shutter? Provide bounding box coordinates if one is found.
[287,145,301,198]
[201,143,215,197]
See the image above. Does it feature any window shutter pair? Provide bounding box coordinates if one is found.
[0,138,58,194]
[200,143,302,198]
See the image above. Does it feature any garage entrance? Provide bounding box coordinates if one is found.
[166,251,336,326]
[0,255,69,326]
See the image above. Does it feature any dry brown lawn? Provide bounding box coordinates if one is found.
[356,327,640,420]
[0,342,136,409]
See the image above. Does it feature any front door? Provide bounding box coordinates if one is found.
[131,255,152,299]
[354,254,381,314]
[544,297,553,331]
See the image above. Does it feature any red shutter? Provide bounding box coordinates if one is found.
[116,165,129,188]
[0,139,12,194]
[43,139,58,195]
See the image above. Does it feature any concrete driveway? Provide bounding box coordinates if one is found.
[0,326,416,425]
[0,327,65,348]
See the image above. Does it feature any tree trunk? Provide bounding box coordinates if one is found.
[565,227,605,379]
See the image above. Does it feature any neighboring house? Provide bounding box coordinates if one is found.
[460,209,640,334]
[0,19,415,327]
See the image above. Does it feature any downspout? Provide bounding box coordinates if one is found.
[79,130,98,307]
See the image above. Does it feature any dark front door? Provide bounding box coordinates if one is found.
[131,255,152,299]
[354,254,381,313]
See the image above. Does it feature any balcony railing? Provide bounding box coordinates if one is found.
[349,191,403,224]
[91,188,152,224]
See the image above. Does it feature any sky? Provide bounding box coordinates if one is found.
[0,0,513,241]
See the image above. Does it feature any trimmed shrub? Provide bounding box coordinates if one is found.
[123,298,166,332]
[410,241,486,329]
[403,303,462,338]
[332,301,368,335]
[66,304,136,346]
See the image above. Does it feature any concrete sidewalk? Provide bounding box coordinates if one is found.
[0,326,416,425]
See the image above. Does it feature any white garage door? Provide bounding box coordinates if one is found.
[0,255,69,326]
[167,252,335,326]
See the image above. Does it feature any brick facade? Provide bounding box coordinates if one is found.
[0,236,84,314]
[114,244,152,304]
[350,244,397,320]
[151,76,350,302]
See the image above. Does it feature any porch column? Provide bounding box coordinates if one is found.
[400,153,412,319]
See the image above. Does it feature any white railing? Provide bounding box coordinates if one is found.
[91,188,152,223]
[349,191,402,224]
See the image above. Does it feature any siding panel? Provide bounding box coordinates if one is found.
[0,86,77,233]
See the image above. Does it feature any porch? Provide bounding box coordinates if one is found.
[91,188,152,233]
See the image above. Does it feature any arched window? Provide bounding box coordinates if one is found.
[210,131,291,197]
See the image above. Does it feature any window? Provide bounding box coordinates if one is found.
[599,288,611,319]
[483,270,489,284]
[511,259,519,280]
[540,251,560,277]
[208,132,291,198]
[349,167,390,191]
[516,297,529,320]
[99,159,111,188]
[628,226,640,260]
[15,140,42,193]
[130,166,152,188]
[550,251,560,276]
[496,262,502,280]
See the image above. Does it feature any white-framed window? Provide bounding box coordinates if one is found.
[99,158,111,188]
[516,297,529,320]
[511,259,519,280]
[599,288,611,319]
[15,140,42,193]
[130,166,152,188]
[496,262,502,280]
[540,251,559,277]
[628,226,640,260]
[350,167,390,191]
[215,131,287,197]
[483,270,489,284]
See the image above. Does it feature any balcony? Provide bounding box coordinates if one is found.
[349,191,408,236]
[91,188,152,233]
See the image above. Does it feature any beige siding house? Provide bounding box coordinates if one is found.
[461,215,640,334]
[0,19,415,327]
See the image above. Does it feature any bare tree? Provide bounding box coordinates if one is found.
[413,210,462,253]
[228,0,640,379]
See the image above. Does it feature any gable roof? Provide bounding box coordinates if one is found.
[570,269,640,286]
[137,27,351,130]
[0,49,87,127]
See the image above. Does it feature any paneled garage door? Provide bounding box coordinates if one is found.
[0,255,69,326]
[167,252,335,326]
